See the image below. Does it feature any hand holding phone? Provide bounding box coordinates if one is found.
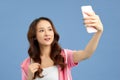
[81,5,97,33]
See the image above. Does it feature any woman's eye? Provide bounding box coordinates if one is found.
[39,30,44,32]
[49,28,53,31]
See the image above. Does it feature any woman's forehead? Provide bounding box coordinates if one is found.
[36,20,52,29]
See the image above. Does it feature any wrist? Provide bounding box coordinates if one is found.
[27,76,33,80]
[98,29,103,34]
[27,74,34,80]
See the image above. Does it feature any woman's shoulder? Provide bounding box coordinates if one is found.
[61,48,74,54]
[21,57,30,68]
[62,48,78,66]
[61,48,74,57]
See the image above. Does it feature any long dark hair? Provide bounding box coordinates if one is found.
[27,17,66,79]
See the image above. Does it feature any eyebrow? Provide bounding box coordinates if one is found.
[38,26,52,29]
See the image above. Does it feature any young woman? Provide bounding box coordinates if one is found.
[21,12,103,80]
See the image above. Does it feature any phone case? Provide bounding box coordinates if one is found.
[81,5,97,33]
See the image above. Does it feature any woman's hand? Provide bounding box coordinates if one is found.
[83,12,103,33]
[27,63,40,80]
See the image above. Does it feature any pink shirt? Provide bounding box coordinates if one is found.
[21,49,78,80]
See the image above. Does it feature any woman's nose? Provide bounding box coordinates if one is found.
[45,30,49,36]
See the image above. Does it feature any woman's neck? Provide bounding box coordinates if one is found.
[40,45,51,57]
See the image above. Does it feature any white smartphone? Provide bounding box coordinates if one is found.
[81,5,97,33]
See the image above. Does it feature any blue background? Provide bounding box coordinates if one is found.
[0,0,120,80]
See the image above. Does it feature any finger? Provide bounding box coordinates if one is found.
[84,12,96,16]
[30,63,40,67]
[85,23,97,28]
[83,15,97,20]
[32,68,39,73]
[28,63,41,71]
[29,66,40,73]
[84,20,97,24]
[29,65,38,70]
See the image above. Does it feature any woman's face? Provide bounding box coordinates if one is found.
[36,20,54,47]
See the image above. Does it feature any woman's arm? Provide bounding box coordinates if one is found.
[73,12,103,63]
